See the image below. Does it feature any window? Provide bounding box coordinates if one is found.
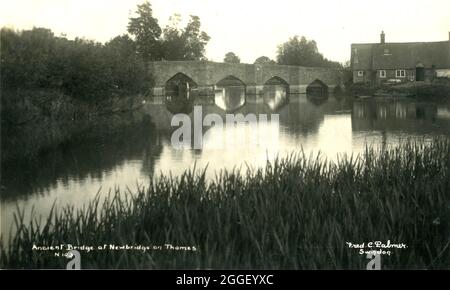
[396,69,406,78]
[354,57,359,64]
[357,71,364,77]
[383,48,390,55]
[379,70,386,78]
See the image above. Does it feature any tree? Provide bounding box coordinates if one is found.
[182,15,210,60]
[1,27,150,102]
[126,3,211,61]
[224,52,240,64]
[160,14,210,61]
[58,38,114,101]
[276,36,341,68]
[254,56,275,65]
[127,1,162,60]
[1,27,57,89]
[159,14,182,60]
[105,35,151,96]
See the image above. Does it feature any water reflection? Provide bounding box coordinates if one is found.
[214,76,246,111]
[307,95,329,106]
[2,95,450,243]
[1,122,161,201]
[165,73,197,114]
[306,79,329,99]
[352,99,448,134]
[263,77,289,111]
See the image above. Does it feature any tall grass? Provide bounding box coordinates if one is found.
[1,139,449,269]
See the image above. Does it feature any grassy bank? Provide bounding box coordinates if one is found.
[391,80,450,99]
[346,80,450,99]
[1,140,449,269]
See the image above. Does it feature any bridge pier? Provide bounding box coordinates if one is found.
[151,84,338,97]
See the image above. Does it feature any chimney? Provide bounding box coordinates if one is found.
[380,31,385,44]
[448,31,450,41]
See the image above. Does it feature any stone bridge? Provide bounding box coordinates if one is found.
[148,61,344,101]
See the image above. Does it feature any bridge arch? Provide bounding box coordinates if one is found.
[149,61,342,97]
[264,76,289,86]
[306,79,328,98]
[216,75,246,87]
[165,73,198,98]
[263,76,289,111]
[214,75,246,112]
[164,72,197,114]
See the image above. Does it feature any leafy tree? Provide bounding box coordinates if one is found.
[57,38,113,101]
[127,1,162,60]
[105,35,151,96]
[276,36,341,68]
[254,56,276,65]
[160,14,210,61]
[1,27,151,102]
[1,2,211,105]
[224,52,240,64]
[1,27,57,89]
[182,15,210,60]
[159,14,184,60]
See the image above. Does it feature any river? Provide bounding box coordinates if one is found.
[1,93,450,243]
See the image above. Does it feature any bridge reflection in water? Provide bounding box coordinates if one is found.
[306,79,329,97]
[163,75,293,113]
[4,95,450,245]
[160,63,338,114]
[164,73,197,114]
[263,77,289,111]
[214,76,246,112]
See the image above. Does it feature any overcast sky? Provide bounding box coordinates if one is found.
[1,0,450,63]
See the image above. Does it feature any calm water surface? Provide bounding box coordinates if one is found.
[2,94,450,241]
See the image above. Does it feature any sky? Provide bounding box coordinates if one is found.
[1,0,450,64]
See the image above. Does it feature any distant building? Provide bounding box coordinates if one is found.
[351,31,450,84]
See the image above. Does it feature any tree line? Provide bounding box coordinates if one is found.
[225,36,342,68]
[1,1,342,103]
[1,28,151,101]
[1,1,210,102]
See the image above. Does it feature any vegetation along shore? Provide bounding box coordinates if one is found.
[1,139,449,269]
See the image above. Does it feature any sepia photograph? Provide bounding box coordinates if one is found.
[0,0,449,277]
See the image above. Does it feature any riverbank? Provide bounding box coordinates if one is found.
[347,80,450,100]
[390,81,450,100]
[1,89,151,163]
[1,139,448,269]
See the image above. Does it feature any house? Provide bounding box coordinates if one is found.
[351,31,450,84]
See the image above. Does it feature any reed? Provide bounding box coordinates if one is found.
[1,139,449,269]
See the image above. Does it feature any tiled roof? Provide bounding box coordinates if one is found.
[351,44,373,70]
[352,41,450,70]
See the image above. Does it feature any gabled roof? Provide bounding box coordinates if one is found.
[352,41,450,70]
[373,41,450,69]
[351,43,373,70]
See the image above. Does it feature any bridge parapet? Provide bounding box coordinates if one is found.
[148,61,343,97]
